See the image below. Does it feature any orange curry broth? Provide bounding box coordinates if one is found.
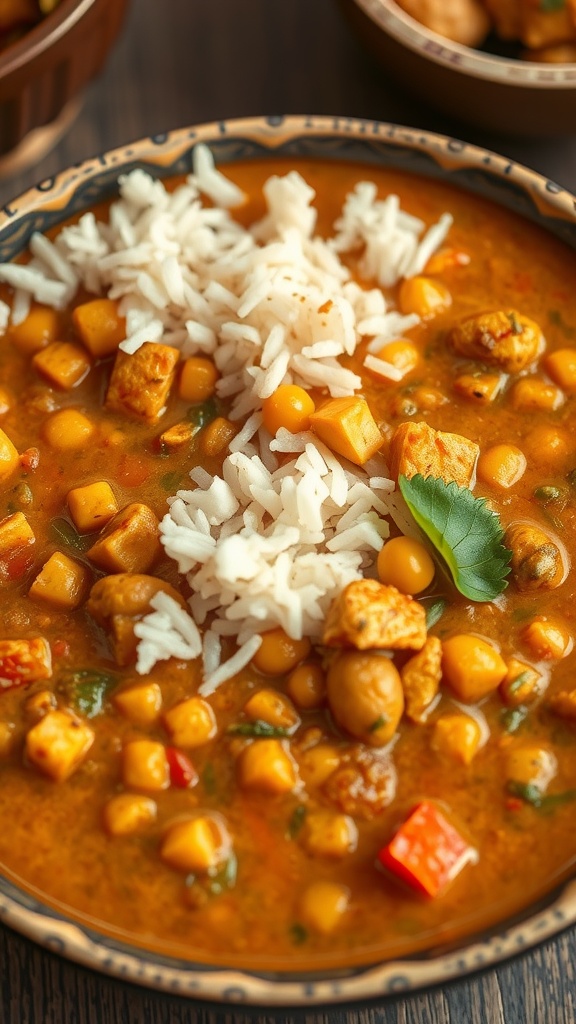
[1,157,576,970]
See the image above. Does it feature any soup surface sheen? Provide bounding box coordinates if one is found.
[1,157,576,971]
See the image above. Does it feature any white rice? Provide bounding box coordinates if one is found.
[0,144,453,688]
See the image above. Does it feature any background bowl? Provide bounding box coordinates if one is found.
[340,0,576,137]
[0,0,129,173]
[2,115,576,1005]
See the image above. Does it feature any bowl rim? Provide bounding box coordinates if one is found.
[0,0,103,78]
[2,113,576,1006]
[351,0,576,87]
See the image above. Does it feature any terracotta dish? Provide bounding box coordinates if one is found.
[340,0,576,136]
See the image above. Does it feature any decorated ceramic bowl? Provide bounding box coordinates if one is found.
[340,0,576,136]
[1,116,576,1006]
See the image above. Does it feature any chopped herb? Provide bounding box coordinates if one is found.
[160,470,183,491]
[202,762,217,795]
[507,779,576,812]
[533,485,563,504]
[537,0,565,10]
[287,805,307,839]
[369,714,388,733]
[50,518,91,553]
[398,474,511,602]
[508,671,532,694]
[507,311,522,335]
[289,922,308,945]
[188,398,218,430]
[208,853,237,895]
[227,720,290,738]
[60,669,117,718]
[502,705,529,733]
[425,598,447,630]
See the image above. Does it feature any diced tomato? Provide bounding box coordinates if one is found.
[166,747,198,789]
[378,800,477,898]
[0,638,52,689]
[20,447,40,472]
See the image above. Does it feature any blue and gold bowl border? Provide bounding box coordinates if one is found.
[1,114,576,1006]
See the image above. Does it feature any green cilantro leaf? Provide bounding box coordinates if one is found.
[398,474,511,602]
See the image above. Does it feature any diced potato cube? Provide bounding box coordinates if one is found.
[122,739,170,791]
[103,793,157,836]
[303,810,358,858]
[72,298,126,358]
[32,341,91,389]
[113,681,163,725]
[67,481,119,533]
[389,420,479,488]
[299,881,349,935]
[105,343,180,422]
[0,637,52,688]
[310,396,383,466]
[163,697,216,748]
[238,738,298,794]
[87,503,161,574]
[29,551,91,610]
[299,744,342,787]
[0,511,35,559]
[25,710,94,781]
[9,305,60,354]
[432,714,483,765]
[0,427,19,483]
[160,814,231,873]
[243,689,300,731]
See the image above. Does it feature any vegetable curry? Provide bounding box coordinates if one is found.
[1,157,576,971]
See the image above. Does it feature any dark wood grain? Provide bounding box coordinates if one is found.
[1,0,576,1020]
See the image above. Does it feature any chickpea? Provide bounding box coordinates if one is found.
[262,384,315,436]
[179,356,218,402]
[377,536,435,594]
[252,628,311,676]
[286,662,326,709]
[326,651,404,746]
[477,444,527,490]
[398,276,451,319]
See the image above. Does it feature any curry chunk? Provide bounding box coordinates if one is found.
[324,746,397,819]
[25,710,94,781]
[103,793,157,837]
[32,341,91,389]
[67,481,118,533]
[432,714,483,765]
[450,309,542,373]
[326,650,405,746]
[237,738,298,794]
[87,503,161,574]
[160,814,231,873]
[163,697,217,748]
[105,342,180,423]
[302,810,358,859]
[86,573,185,665]
[388,421,479,488]
[123,739,170,791]
[504,522,566,592]
[323,579,427,652]
[0,511,35,559]
[401,636,442,723]
[0,637,52,689]
[309,396,383,466]
[72,298,126,358]
[29,551,91,610]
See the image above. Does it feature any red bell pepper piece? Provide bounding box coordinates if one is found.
[0,638,52,690]
[378,800,477,898]
[166,747,198,789]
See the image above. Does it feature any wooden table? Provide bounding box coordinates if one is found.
[2,1,576,1021]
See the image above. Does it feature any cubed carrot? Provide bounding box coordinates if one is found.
[9,305,60,354]
[309,396,383,466]
[378,801,477,897]
[29,551,92,610]
[72,298,126,358]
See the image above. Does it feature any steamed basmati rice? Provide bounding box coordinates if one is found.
[0,144,452,687]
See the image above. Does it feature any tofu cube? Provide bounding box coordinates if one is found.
[29,551,91,610]
[388,420,479,488]
[25,710,94,781]
[32,341,91,389]
[310,397,383,466]
[0,637,52,689]
[0,511,35,558]
[72,298,126,358]
[86,503,161,573]
[105,343,180,423]
[67,481,119,533]
[0,427,19,483]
